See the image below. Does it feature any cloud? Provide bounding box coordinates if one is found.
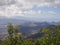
[0,0,16,6]
[15,0,60,8]
[0,0,60,18]
[0,6,43,18]
[48,11,56,14]
[0,0,60,7]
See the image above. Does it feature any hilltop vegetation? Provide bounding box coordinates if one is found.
[0,23,60,45]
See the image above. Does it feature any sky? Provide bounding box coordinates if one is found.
[0,0,60,22]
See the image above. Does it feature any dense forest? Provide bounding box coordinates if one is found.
[0,23,60,45]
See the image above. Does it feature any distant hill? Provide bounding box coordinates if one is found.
[18,22,59,39]
[0,18,60,40]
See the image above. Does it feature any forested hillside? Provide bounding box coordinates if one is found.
[0,23,60,45]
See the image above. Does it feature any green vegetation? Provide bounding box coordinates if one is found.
[0,23,60,45]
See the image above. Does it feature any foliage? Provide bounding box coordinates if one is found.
[0,23,60,45]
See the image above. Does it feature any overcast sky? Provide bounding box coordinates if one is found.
[0,0,60,22]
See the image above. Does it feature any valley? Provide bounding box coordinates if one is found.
[0,19,60,40]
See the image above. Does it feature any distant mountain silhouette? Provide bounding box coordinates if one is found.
[0,18,60,40]
[18,22,58,39]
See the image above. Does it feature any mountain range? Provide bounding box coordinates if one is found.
[0,18,60,40]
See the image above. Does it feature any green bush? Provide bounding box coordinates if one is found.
[0,23,60,45]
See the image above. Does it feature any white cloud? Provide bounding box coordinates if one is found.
[38,10,42,14]
[0,0,16,6]
[0,4,43,18]
[0,5,24,18]
[0,0,60,8]
[15,0,60,8]
[48,11,56,14]
[0,0,60,18]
